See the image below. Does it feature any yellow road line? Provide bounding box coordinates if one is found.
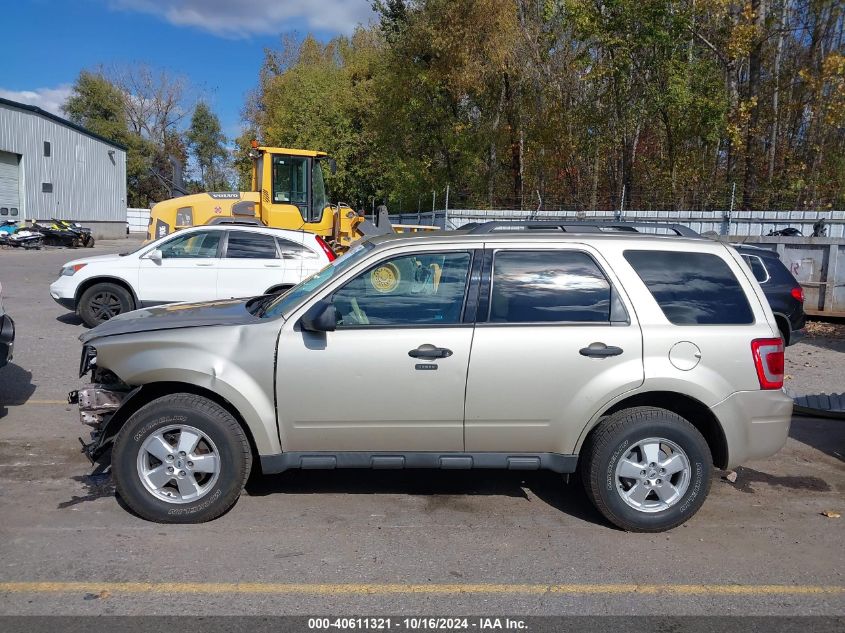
[0,582,841,596]
[6,399,68,406]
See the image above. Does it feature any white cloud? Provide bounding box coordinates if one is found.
[110,0,375,38]
[0,85,73,116]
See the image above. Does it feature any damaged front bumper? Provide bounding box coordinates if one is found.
[69,383,137,462]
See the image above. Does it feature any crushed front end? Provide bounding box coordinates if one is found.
[69,344,136,462]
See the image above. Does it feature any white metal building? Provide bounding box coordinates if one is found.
[0,97,127,238]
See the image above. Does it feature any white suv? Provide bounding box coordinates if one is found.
[50,225,335,327]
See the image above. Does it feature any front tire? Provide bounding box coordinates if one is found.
[581,406,712,532]
[112,394,252,523]
[78,282,134,327]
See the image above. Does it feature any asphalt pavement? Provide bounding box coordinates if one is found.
[0,239,843,616]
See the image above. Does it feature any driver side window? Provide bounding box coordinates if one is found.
[332,251,472,327]
[159,231,221,259]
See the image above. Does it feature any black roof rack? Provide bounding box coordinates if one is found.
[205,217,263,226]
[464,220,701,238]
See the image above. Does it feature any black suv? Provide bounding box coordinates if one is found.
[734,245,806,345]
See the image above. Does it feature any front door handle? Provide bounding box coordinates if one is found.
[409,344,453,360]
[263,263,282,268]
[579,342,624,358]
[195,262,214,267]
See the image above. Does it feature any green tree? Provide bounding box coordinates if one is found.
[186,102,229,190]
[242,0,845,212]
[63,70,166,207]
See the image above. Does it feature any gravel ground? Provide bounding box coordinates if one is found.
[784,322,845,397]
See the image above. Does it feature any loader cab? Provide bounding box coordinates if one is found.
[251,146,335,230]
[146,145,352,247]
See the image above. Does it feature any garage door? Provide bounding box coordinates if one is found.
[0,151,21,219]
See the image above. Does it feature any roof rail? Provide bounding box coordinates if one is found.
[464,220,701,238]
[205,217,263,226]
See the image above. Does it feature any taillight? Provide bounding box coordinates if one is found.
[790,286,804,302]
[315,236,336,261]
[751,338,784,390]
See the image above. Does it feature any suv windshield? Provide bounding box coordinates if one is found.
[257,241,375,318]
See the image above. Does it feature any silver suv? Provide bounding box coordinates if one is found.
[73,227,792,531]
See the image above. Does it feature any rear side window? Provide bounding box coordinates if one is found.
[277,237,319,259]
[490,250,611,323]
[624,250,754,325]
[225,232,279,259]
[741,255,769,283]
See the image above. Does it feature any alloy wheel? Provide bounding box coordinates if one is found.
[136,425,221,504]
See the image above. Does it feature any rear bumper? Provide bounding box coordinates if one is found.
[0,313,14,368]
[710,389,794,469]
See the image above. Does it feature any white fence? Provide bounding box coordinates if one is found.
[433,209,845,237]
[127,208,150,234]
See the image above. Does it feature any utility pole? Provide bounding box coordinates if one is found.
[444,184,449,229]
[616,185,625,221]
[723,182,736,237]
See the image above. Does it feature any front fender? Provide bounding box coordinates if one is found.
[89,322,281,454]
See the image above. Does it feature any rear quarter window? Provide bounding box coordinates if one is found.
[741,254,769,283]
[624,250,754,325]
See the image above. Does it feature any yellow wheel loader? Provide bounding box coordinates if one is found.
[146,144,435,252]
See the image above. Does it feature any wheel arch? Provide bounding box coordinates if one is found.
[579,391,729,469]
[75,276,139,309]
[95,382,260,469]
[772,312,790,344]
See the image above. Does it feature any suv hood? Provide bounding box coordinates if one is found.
[80,298,265,343]
[64,253,128,268]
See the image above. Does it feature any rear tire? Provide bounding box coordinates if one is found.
[111,393,252,523]
[580,406,712,532]
[78,282,135,327]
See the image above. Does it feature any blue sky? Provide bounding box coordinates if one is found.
[1,0,375,138]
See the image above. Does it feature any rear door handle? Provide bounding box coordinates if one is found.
[579,342,624,358]
[409,344,453,360]
[195,262,214,267]
[263,263,282,268]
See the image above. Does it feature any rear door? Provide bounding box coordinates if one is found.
[217,230,286,299]
[464,244,644,455]
[276,236,325,285]
[136,230,222,304]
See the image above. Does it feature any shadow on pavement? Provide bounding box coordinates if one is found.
[799,334,845,354]
[57,471,115,509]
[789,415,845,462]
[0,362,37,418]
[56,312,84,326]
[246,468,608,527]
[730,465,831,494]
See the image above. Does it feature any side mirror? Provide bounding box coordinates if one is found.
[146,248,163,264]
[301,300,337,332]
[329,158,337,175]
